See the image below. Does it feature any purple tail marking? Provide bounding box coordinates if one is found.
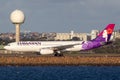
[82,24,115,50]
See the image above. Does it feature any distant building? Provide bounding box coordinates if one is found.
[55,33,70,40]
[1,29,119,42]
[42,32,56,40]
[0,33,15,40]
[91,30,99,40]
[113,30,120,39]
[55,31,89,41]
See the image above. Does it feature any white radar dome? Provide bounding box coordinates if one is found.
[10,10,25,24]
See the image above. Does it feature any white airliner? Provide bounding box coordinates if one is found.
[4,24,115,56]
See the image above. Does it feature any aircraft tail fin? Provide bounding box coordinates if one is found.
[82,24,115,50]
[95,24,115,42]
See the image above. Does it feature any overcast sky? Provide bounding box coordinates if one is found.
[0,0,120,33]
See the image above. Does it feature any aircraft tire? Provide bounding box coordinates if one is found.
[54,53,63,57]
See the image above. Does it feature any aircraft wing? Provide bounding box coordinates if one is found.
[44,43,82,51]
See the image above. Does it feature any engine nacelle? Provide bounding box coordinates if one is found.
[40,49,54,55]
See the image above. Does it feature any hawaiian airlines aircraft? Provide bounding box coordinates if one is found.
[4,24,115,56]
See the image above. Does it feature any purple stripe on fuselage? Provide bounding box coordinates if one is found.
[82,36,105,50]
[82,40,102,50]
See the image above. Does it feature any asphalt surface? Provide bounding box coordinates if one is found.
[0,52,120,57]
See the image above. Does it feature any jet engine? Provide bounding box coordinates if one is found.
[40,49,54,54]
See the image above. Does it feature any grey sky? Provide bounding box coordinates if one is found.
[0,0,120,33]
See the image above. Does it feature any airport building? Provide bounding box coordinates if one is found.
[54,29,120,41]
[54,31,90,41]
[113,30,120,39]
[91,30,99,40]
[0,29,120,41]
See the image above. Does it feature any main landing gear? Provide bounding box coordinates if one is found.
[54,51,63,57]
